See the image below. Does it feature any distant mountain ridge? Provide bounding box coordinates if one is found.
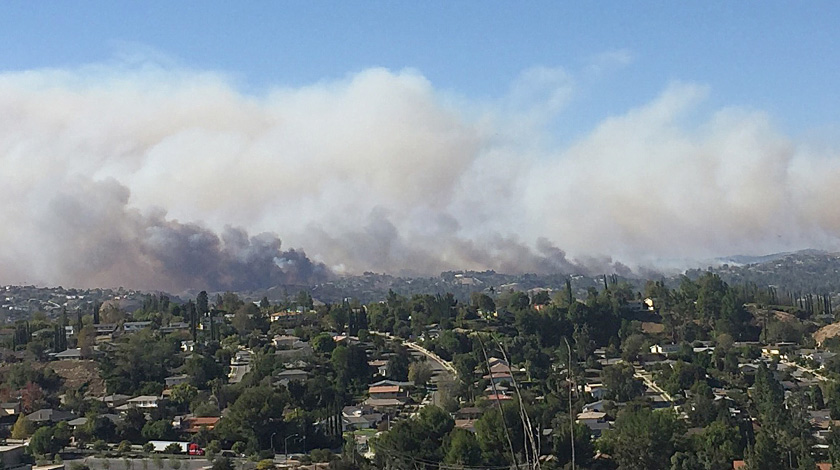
[714,249,831,266]
[692,249,840,293]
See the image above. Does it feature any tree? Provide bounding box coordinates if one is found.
[470,293,496,315]
[143,442,155,453]
[254,460,273,470]
[53,421,72,449]
[621,334,645,362]
[118,408,147,443]
[142,420,174,441]
[474,403,524,466]
[745,427,784,470]
[444,428,482,467]
[331,345,371,390]
[170,383,199,408]
[184,354,225,389]
[117,440,132,454]
[231,305,256,335]
[77,324,97,358]
[164,443,183,454]
[214,386,287,450]
[29,425,55,456]
[601,363,644,402]
[601,407,683,470]
[211,458,234,470]
[408,361,433,387]
[11,414,34,439]
[386,348,410,382]
[197,291,210,317]
[374,406,454,468]
[206,440,221,458]
[696,419,742,468]
[553,419,594,468]
[312,333,336,355]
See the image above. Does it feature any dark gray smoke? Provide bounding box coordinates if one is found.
[31,177,329,291]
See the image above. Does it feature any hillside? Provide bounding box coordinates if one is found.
[688,250,840,293]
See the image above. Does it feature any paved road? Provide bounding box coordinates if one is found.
[631,364,675,407]
[65,457,212,470]
[228,364,250,384]
[371,331,457,377]
[781,359,830,382]
[371,331,457,408]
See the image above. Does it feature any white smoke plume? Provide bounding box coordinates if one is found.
[1,60,839,290]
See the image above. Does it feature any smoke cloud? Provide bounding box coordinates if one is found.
[1,60,839,290]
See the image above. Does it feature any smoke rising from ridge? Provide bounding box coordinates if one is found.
[2,61,840,290]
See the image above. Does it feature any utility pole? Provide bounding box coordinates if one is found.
[564,337,575,470]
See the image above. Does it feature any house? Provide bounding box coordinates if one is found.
[762,342,796,358]
[364,398,405,411]
[368,385,404,400]
[160,322,189,334]
[98,394,131,408]
[232,350,253,365]
[272,335,301,349]
[369,379,413,388]
[25,409,77,424]
[806,351,838,368]
[809,409,836,431]
[67,414,122,429]
[0,444,28,470]
[489,361,512,375]
[341,406,382,431]
[453,409,483,434]
[0,402,20,418]
[582,400,613,413]
[368,359,388,377]
[624,300,653,313]
[333,335,356,345]
[486,394,513,403]
[484,384,510,396]
[576,411,611,437]
[52,348,82,360]
[454,419,478,432]
[198,316,224,331]
[276,369,309,386]
[455,407,484,420]
[165,374,190,387]
[123,321,152,333]
[486,357,509,368]
[269,310,303,322]
[483,372,513,385]
[95,324,118,337]
[650,344,681,355]
[181,340,196,352]
[584,383,608,400]
[125,395,160,409]
[173,416,221,433]
[275,341,313,359]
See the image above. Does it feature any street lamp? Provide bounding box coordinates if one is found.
[270,432,277,454]
[284,434,299,461]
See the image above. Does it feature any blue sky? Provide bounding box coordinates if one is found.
[2,2,838,136]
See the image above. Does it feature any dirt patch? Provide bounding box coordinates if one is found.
[814,323,840,345]
[49,359,106,397]
[641,322,665,334]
